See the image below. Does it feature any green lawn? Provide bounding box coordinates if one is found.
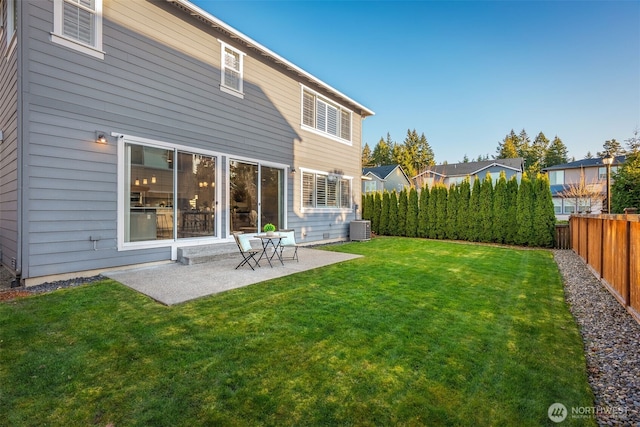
[0,238,594,426]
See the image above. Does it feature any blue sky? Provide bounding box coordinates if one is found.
[192,0,640,164]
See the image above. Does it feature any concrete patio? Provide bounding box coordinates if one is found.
[103,247,362,305]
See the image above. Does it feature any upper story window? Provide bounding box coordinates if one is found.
[1,0,17,51]
[301,87,352,144]
[548,170,564,186]
[51,0,104,59]
[219,40,244,98]
[598,166,619,180]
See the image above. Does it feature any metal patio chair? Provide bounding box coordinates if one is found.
[232,232,261,270]
[278,229,299,262]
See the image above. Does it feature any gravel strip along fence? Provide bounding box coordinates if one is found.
[554,249,640,426]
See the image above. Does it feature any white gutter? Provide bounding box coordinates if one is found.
[167,0,375,117]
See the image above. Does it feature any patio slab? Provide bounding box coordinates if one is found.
[103,247,361,305]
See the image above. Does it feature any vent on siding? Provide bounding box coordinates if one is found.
[323,232,330,240]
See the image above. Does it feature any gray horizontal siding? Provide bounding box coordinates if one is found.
[19,0,364,279]
[0,13,19,271]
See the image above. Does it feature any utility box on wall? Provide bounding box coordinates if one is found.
[350,220,371,241]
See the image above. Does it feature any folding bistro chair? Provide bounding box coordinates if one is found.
[233,232,261,270]
[278,229,299,262]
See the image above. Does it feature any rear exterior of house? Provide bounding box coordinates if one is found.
[0,0,373,286]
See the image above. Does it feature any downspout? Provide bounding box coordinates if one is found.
[12,0,25,287]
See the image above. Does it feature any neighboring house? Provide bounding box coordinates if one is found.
[362,165,412,194]
[542,156,626,220]
[0,0,373,285]
[413,158,524,189]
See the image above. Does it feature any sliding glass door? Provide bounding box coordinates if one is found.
[230,160,284,233]
[124,143,217,242]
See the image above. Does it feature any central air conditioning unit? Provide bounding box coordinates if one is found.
[350,220,371,241]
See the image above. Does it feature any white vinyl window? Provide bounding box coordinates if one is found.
[301,87,352,143]
[2,0,17,49]
[51,0,104,59]
[302,171,351,209]
[219,41,244,98]
[548,170,564,186]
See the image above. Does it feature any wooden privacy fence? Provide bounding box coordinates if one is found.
[554,224,570,249]
[569,214,640,324]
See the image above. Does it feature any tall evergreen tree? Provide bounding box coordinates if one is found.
[505,176,519,245]
[406,187,419,237]
[545,136,569,167]
[527,132,550,175]
[492,171,509,244]
[379,191,390,235]
[361,143,374,167]
[392,143,415,178]
[371,134,393,166]
[457,178,471,241]
[479,173,494,242]
[418,186,430,238]
[388,191,399,236]
[468,177,482,241]
[446,184,459,240]
[496,129,520,158]
[397,188,408,236]
[515,173,534,245]
[611,152,640,214]
[597,139,626,157]
[533,173,556,247]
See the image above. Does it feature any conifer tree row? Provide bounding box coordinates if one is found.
[361,172,556,247]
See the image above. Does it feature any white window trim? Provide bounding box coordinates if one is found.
[4,0,17,56]
[115,133,223,256]
[51,0,105,60]
[300,167,353,213]
[300,85,353,146]
[218,39,245,99]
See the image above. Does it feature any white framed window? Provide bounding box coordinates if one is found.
[51,0,104,59]
[2,0,17,51]
[301,86,352,144]
[302,170,351,209]
[548,170,564,186]
[599,166,618,180]
[219,40,244,98]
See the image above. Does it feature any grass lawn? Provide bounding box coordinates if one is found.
[0,238,594,426]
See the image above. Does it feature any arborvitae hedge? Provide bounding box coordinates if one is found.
[379,191,390,236]
[479,173,494,242]
[406,188,419,237]
[445,184,459,240]
[397,188,408,236]
[515,173,534,246]
[533,173,557,247]
[434,184,448,239]
[492,172,509,244]
[373,192,382,235]
[362,171,555,246]
[457,179,471,241]
[389,191,399,236]
[418,186,429,238]
[469,177,482,242]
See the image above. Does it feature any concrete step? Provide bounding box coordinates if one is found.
[178,243,239,265]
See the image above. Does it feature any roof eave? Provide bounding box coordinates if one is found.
[167,0,375,118]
